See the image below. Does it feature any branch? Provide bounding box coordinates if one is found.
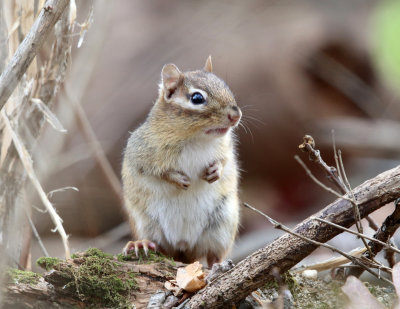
[312,217,400,255]
[2,110,70,259]
[349,198,400,277]
[299,135,373,257]
[187,165,400,308]
[244,203,393,285]
[299,134,346,193]
[0,0,70,109]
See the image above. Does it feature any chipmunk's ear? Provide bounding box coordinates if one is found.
[161,63,183,99]
[204,55,213,73]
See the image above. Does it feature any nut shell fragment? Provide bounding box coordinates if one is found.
[176,261,206,292]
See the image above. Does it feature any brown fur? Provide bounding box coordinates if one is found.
[121,57,241,266]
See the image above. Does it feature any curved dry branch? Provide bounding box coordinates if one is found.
[0,0,70,109]
[187,165,400,308]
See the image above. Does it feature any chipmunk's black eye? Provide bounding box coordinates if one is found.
[190,92,205,105]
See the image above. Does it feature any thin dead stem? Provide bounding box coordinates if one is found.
[243,202,393,286]
[312,217,400,254]
[298,134,373,258]
[2,110,70,259]
[66,92,123,204]
[338,150,362,230]
[293,247,367,272]
[336,150,375,258]
[331,129,344,189]
[27,213,49,257]
[294,155,353,203]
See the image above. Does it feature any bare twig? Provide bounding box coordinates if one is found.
[337,150,363,232]
[294,155,353,202]
[293,247,367,272]
[336,150,375,260]
[187,165,400,307]
[331,129,344,189]
[350,198,400,277]
[301,135,399,273]
[27,213,49,257]
[312,217,400,254]
[335,263,392,274]
[243,203,393,286]
[299,135,372,257]
[299,135,347,193]
[2,110,70,258]
[333,130,378,232]
[0,0,71,109]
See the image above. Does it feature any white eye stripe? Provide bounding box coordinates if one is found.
[167,87,209,111]
[172,87,207,111]
[188,87,208,101]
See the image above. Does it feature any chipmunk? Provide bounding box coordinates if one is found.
[121,56,241,267]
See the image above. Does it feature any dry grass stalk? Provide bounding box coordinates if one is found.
[293,247,367,272]
[0,0,71,108]
[2,109,70,258]
[0,0,76,268]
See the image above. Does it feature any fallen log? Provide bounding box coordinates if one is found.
[187,165,400,308]
[3,166,400,308]
[4,249,183,309]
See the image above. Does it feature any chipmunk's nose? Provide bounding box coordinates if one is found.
[227,105,242,125]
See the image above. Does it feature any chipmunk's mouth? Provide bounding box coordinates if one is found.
[205,127,229,135]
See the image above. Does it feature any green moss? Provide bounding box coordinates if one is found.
[263,278,279,290]
[117,248,175,265]
[36,257,63,271]
[282,272,299,293]
[365,282,396,308]
[263,272,297,293]
[84,247,113,259]
[261,272,348,308]
[65,248,138,308]
[6,268,41,285]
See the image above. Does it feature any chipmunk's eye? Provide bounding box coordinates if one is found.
[190,92,205,105]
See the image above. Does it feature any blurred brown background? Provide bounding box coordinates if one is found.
[30,0,400,265]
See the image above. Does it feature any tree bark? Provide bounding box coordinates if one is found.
[187,165,400,308]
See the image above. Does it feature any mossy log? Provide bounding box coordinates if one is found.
[4,166,400,308]
[4,248,183,309]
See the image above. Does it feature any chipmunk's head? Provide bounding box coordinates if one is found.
[157,56,241,137]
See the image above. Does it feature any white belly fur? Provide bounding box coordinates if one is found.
[142,134,236,251]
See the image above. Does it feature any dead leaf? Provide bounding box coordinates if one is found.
[165,280,183,296]
[342,276,384,309]
[176,261,207,292]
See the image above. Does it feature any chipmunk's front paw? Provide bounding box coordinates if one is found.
[202,161,222,183]
[164,170,191,190]
[122,239,157,257]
